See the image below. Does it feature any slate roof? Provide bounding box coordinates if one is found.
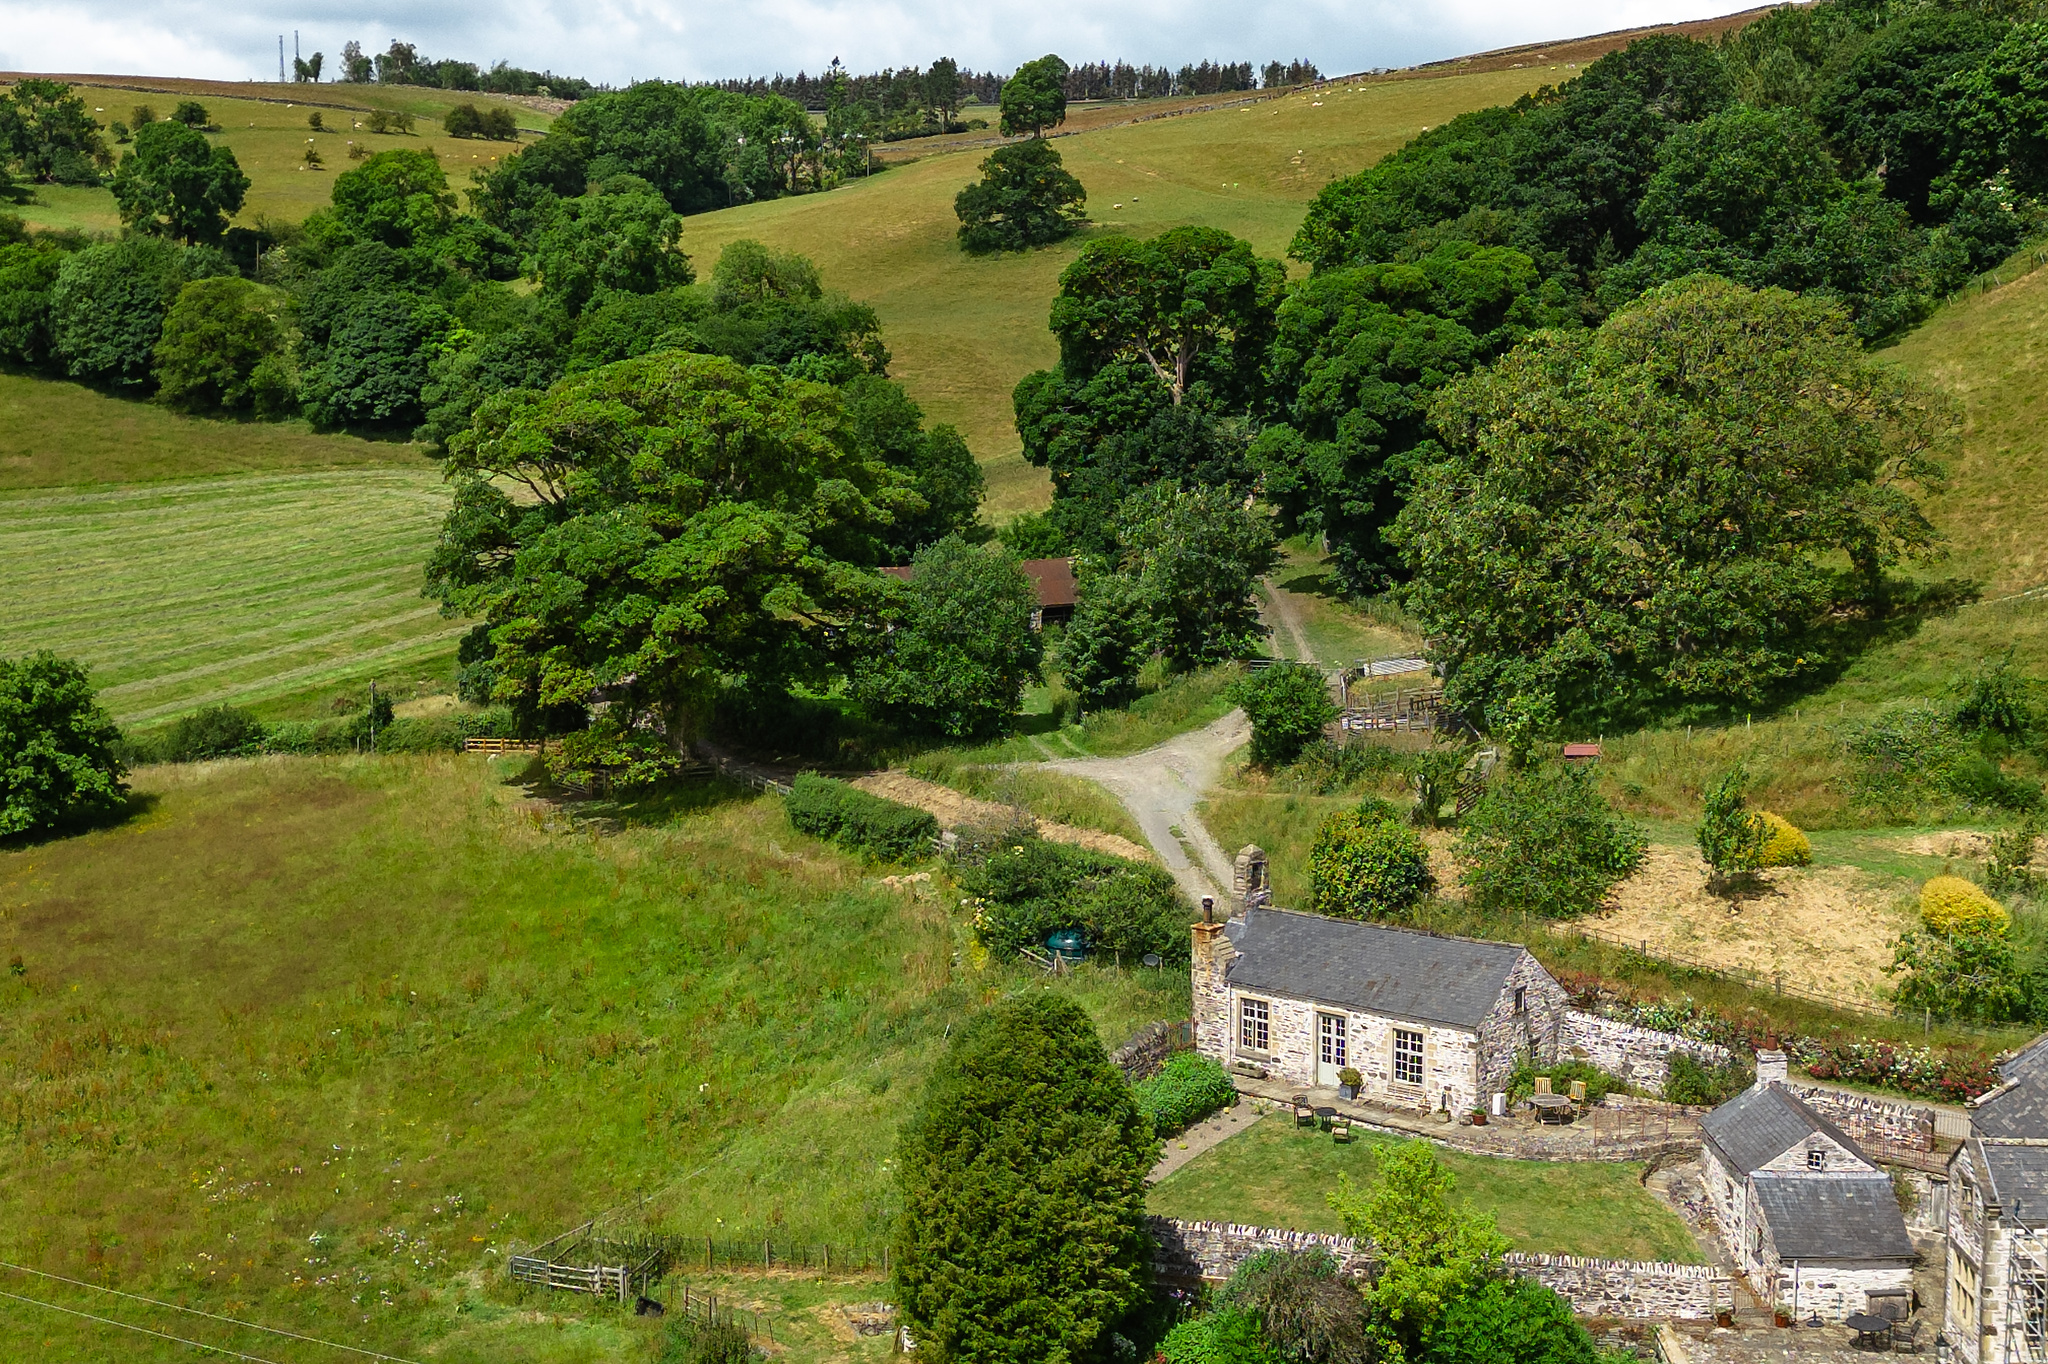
[1971,1076,2048,1140]
[1220,909,1527,1032]
[1976,1142,2048,1218]
[1699,1084,1872,1175]
[2000,1033,2048,1085]
[1751,1174,1915,1260]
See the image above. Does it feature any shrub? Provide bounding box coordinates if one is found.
[0,652,128,838]
[1848,706,1968,815]
[1159,1307,1282,1364]
[1456,763,1646,918]
[1135,1052,1237,1136]
[1308,801,1433,920]
[1755,811,1812,867]
[1950,754,2045,812]
[1920,874,2008,936]
[1421,1273,1598,1364]
[893,994,1155,1364]
[1230,663,1340,768]
[162,704,265,761]
[656,1315,755,1364]
[958,834,1189,964]
[1986,819,2041,898]
[1281,738,1406,796]
[1697,765,1767,886]
[785,774,938,862]
[1890,925,2031,1024]
[1663,1051,1754,1106]
[1504,1056,1627,1105]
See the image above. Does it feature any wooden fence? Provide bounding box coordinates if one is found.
[509,1221,663,1305]
[464,737,545,754]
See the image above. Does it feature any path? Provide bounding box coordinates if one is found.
[849,771,1154,863]
[1044,710,1252,905]
[1151,1105,1268,1183]
[1260,577,1315,664]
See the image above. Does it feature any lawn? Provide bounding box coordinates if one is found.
[0,754,1187,1362]
[1147,1115,1705,1263]
[0,467,462,725]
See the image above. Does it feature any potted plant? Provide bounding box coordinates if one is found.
[1470,1105,1488,1126]
[1338,1067,1362,1100]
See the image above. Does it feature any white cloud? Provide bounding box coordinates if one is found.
[0,0,1765,87]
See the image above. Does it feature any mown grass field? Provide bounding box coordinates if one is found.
[0,755,1185,1361]
[1,77,553,235]
[1148,1116,1705,1263]
[0,468,458,724]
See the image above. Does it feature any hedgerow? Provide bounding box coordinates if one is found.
[956,832,1189,964]
[784,774,938,862]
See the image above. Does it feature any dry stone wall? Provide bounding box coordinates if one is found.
[1111,1019,1194,1082]
[1148,1218,1729,1320]
[1782,1083,1935,1153]
[1561,1012,1731,1096]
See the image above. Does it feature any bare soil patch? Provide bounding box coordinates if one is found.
[850,772,1155,863]
[1586,845,1915,1006]
[1888,830,2046,865]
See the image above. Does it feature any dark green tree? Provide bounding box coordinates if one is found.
[840,375,984,559]
[469,134,591,241]
[1696,765,1767,891]
[0,239,67,367]
[1633,105,1845,256]
[1000,55,1071,138]
[153,276,297,415]
[1215,1250,1372,1364]
[425,351,906,743]
[110,118,250,244]
[1394,276,1952,728]
[1050,226,1282,407]
[1251,239,1574,593]
[529,178,691,314]
[171,101,210,128]
[709,238,822,307]
[0,652,128,839]
[299,293,456,428]
[2,79,112,184]
[1456,763,1647,918]
[325,148,457,248]
[851,538,1043,739]
[893,992,1156,1364]
[1948,22,2048,200]
[549,82,727,213]
[50,236,224,387]
[1307,801,1433,921]
[1058,569,1158,713]
[924,58,966,129]
[955,139,1087,254]
[1230,663,1340,767]
[1114,482,1277,669]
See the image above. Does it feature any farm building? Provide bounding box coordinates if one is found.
[1190,901,1568,1115]
[1944,1035,2048,1364]
[879,556,1075,628]
[1698,1054,1915,1322]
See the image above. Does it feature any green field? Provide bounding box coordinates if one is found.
[0,755,1185,1361]
[1148,1116,1705,1263]
[0,468,458,723]
[2,77,554,236]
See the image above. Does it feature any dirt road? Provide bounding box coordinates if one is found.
[1045,710,1252,905]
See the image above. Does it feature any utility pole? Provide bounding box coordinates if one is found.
[294,31,300,77]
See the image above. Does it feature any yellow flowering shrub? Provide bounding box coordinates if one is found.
[1755,811,1812,867]
[1920,875,2008,937]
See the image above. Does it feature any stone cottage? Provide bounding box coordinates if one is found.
[1191,905,1567,1114]
[1944,1034,2048,1364]
[1698,1052,1915,1322]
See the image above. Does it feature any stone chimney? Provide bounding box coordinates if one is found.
[1233,846,1270,918]
[1754,1049,1788,1090]
[1191,896,1236,1062]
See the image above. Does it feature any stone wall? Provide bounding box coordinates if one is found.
[1148,1218,1729,1320]
[1782,1083,1936,1153]
[1561,1012,1731,1097]
[1763,1260,1916,1322]
[1111,1019,1195,1082]
[1475,953,1569,1093]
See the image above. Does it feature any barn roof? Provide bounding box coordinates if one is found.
[877,557,1076,609]
[1220,909,1528,1032]
[1751,1174,1914,1261]
[1700,1084,1871,1175]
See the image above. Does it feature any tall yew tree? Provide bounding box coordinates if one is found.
[893,993,1156,1364]
[1394,275,1952,728]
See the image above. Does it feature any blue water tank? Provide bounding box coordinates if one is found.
[1046,929,1086,962]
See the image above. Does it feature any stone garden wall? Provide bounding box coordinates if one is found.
[1561,1012,1731,1097]
[1782,1083,1936,1153]
[1148,1218,1730,1320]
[1112,1019,1195,1082]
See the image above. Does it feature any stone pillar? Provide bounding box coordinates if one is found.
[1233,846,1270,917]
[1192,901,1236,1064]
[1754,1049,1789,1090]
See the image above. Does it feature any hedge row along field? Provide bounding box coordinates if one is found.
[0,467,457,723]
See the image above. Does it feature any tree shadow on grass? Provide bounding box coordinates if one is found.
[494,759,760,833]
[0,790,162,852]
[1773,573,1984,706]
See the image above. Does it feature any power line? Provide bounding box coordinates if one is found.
[0,1262,423,1363]
[0,1286,287,1363]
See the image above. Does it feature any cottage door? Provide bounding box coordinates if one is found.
[1316,1013,1347,1088]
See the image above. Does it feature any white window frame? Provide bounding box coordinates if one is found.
[1240,997,1270,1052]
[1393,1028,1424,1086]
[1318,1013,1347,1068]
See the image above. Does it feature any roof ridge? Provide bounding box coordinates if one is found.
[1247,906,1528,955]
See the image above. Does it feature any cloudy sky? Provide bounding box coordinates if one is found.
[1,0,1765,86]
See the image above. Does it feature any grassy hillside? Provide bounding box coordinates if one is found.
[0,468,458,724]
[0,79,553,236]
[677,68,1560,513]
[0,756,1183,1360]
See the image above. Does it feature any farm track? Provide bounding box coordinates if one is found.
[0,468,459,722]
